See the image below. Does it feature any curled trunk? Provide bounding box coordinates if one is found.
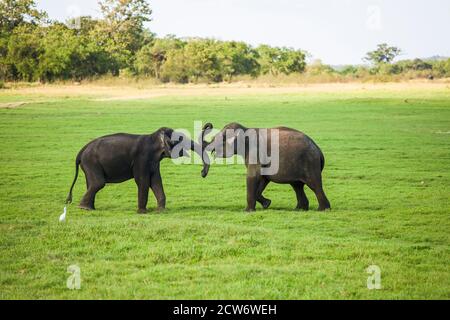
[200,122,214,151]
[188,139,210,178]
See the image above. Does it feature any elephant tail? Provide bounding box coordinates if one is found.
[320,153,325,172]
[65,149,84,204]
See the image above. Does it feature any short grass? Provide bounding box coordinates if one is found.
[0,85,449,299]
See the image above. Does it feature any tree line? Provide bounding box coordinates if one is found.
[0,0,305,83]
[1,0,449,85]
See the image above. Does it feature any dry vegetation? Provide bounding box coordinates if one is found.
[1,80,449,106]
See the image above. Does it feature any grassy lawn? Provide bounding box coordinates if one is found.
[0,84,449,299]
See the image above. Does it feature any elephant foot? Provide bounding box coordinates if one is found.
[137,208,149,214]
[295,205,309,212]
[318,206,331,212]
[155,207,166,213]
[78,204,94,211]
[261,199,272,209]
[245,207,256,213]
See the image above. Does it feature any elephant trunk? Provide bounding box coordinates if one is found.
[200,122,215,152]
[189,139,210,178]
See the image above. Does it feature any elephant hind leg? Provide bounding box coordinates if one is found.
[305,176,330,211]
[256,177,271,209]
[291,181,309,211]
[79,165,105,210]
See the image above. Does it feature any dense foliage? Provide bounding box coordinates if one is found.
[0,0,306,83]
[0,0,449,83]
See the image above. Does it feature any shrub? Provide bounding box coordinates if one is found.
[432,58,450,77]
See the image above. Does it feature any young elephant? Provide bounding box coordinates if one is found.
[201,123,330,212]
[66,127,210,213]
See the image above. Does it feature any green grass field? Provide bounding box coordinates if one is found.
[0,85,449,299]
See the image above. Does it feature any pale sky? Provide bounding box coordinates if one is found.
[36,0,450,65]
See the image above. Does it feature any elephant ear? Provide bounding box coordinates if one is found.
[160,130,173,157]
[160,129,189,159]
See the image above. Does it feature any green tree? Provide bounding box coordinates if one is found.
[0,0,47,32]
[432,58,450,77]
[0,0,47,80]
[339,65,358,75]
[96,0,153,73]
[276,48,306,74]
[37,23,78,81]
[364,43,401,65]
[0,30,11,80]
[218,41,259,81]
[135,35,184,78]
[256,45,280,75]
[160,48,189,83]
[397,58,432,71]
[183,39,222,82]
[6,24,42,81]
[377,62,402,75]
[67,16,116,79]
[257,45,306,75]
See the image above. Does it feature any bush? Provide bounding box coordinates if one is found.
[354,66,371,79]
[377,63,402,75]
[339,65,358,75]
[432,58,450,77]
[305,60,335,76]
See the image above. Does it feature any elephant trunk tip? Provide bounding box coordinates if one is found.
[201,164,209,178]
[203,123,213,131]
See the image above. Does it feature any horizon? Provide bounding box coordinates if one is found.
[37,0,450,65]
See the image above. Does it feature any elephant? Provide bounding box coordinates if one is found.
[65,127,210,213]
[201,122,330,212]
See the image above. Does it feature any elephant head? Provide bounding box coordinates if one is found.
[157,127,210,178]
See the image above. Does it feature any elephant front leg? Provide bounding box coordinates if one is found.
[150,172,166,212]
[245,166,259,212]
[135,177,150,214]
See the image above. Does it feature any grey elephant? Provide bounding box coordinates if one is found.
[201,123,330,212]
[66,127,210,213]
